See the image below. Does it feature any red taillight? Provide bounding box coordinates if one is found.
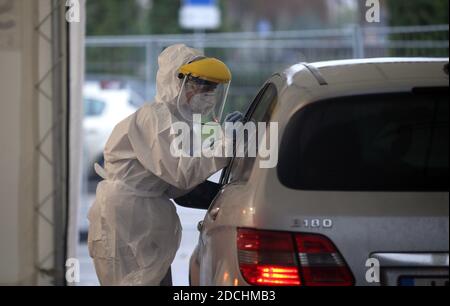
[237,228,354,286]
[295,233,354,286]
[237,229,301,286]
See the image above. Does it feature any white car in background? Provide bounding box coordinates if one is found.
[83,83,139,179]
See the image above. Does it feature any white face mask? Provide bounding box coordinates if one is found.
[189,92,216,116]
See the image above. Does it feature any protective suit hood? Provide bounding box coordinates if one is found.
[155,44,203,106]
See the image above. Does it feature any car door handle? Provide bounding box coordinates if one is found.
[209,207,220,221]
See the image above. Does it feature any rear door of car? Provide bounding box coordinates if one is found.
[275,87,449,286]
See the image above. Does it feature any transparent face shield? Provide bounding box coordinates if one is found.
[177,74,231,123]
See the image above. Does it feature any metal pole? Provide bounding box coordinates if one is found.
[193,29,205,53]
[352,25,365,58]
[145,43,152,100]
[51,0,66,286]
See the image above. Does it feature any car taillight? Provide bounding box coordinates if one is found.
[237,229,301,286]
[237,228,354,286]
[295,233,354,286]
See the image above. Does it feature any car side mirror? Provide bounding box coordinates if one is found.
[173,180,221,210]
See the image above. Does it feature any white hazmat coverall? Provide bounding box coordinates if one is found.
[87,44,230,286]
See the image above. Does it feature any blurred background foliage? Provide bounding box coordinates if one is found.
[86,0,448,36]
[85,0,448,111]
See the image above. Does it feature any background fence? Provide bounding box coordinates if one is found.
[85,24,449,113]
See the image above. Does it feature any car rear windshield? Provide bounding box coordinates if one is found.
[278,88,449,191]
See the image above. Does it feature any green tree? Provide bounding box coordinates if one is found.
[86,0,183,35]
[87,0,234,35]
[85,0,235,76]
[145,0,183,34]
[386,0,449,26]
[384,0,449,57]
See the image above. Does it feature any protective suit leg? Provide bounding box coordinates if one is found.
[88,180,182,286]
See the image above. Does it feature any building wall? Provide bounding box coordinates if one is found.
[0,0,37,285]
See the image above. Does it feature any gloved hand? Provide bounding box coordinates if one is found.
[223,111,244,138]
[224,111,244,123]
[223,111,244,155]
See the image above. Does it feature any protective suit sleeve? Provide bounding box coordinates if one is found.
[128,104,230,191]
[165,185,194,199]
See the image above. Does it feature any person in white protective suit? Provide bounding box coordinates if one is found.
[87,44,243,286]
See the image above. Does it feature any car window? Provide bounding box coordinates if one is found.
[225,83,278,184]
[84,98,106,117]
[278,88,449,191]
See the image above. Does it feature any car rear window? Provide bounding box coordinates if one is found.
[278,88,449,191]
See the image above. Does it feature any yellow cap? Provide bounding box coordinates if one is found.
[179,58,232,83]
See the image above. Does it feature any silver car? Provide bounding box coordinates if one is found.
[175,58,449,286]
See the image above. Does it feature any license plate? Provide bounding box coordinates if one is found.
[399,276,449,286]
